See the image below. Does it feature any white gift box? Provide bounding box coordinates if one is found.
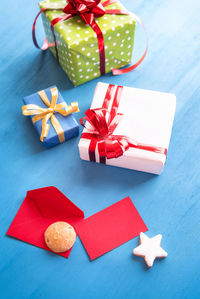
[78,82,176,174]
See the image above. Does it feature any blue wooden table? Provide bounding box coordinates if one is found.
[1,0,200,298]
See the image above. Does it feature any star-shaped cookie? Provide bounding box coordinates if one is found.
[133,232,168,268]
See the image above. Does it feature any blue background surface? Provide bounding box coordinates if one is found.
[1,0,200,298]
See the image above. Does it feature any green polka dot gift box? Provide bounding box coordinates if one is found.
[38,0,136,86]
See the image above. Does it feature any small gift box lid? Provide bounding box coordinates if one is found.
[79,82,176,174]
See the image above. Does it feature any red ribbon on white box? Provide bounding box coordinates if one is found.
[80,84,167,164]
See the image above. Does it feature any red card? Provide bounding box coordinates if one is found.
[7,187,84,258]
[76,197,148,260]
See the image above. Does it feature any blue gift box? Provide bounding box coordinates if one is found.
[23,86,79,148]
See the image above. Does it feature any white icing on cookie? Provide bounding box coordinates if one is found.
[133,232,168,268]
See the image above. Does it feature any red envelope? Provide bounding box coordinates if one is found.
[76,196,148,260]
[7,186,84,258]
[7,188,147,260]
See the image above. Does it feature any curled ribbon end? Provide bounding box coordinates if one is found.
[111,68,119,76]
[70,102,80,113]
[41,123,50,142]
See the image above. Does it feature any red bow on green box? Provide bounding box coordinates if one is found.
[33,0,148,76]
[63,0,105,24]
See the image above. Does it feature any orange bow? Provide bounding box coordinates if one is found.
[22,87,79,143]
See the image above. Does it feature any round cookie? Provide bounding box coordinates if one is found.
[44,221,76,253]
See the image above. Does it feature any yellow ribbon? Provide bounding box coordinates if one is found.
[22,87,79,143]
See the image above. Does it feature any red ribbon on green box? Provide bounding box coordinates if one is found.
[32,0,148,76]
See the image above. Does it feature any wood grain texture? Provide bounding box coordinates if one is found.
[1,0,200,298]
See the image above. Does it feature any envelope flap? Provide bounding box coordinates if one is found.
[27,187,84,220]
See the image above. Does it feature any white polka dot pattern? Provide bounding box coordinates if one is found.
[40,0,136,86]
